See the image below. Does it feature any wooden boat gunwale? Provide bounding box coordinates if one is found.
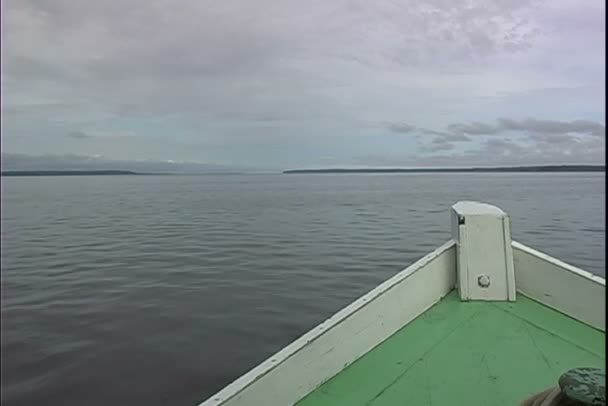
[199,202,605,406]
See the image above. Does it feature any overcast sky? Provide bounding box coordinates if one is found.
[2,0,605,170]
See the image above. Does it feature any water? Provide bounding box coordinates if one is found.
[1,173,604,406]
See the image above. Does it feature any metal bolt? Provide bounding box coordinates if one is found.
[478,275,491,288]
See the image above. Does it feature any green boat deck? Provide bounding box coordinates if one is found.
[296,291,605,406]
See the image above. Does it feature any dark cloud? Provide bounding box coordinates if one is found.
[387,123,417,133]
[386,124,470,141]
[400,117,605,164]
[447,121,501,135]
[412,117,604,154]
[496,118,605,137]
[418,128,451,137]
[368,130,604,167]
[354,134,604,167]
[446,118,605,137]
[419,133,462,153]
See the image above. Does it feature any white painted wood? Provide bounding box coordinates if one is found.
[198,240,457,406]
[451,201,516,301]
[512,240,605,331]
[452,201,507,216]
[503,217,516,300]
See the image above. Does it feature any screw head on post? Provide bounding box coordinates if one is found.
[477,275,491,288]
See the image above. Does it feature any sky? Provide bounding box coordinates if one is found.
[1,0,605,171]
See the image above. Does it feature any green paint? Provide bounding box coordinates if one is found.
[297,292,605,406]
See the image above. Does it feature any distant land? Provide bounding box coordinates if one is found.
[1,170,141,176]
[0,170,246,176]
[1,153,263,174]
[283,165,605,174]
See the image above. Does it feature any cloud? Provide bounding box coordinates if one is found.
[1,0,605,167]
[356,126,605,167]
[387,123,417,133]
[0,0,576,120]
[445,118,605,137]
[386,124,470,141]
[409,117,604,152]
[382,116,605,166]
[447,122,502,135]
[418,128,451,137]
[496,118,605,137]
[385,118,605,142]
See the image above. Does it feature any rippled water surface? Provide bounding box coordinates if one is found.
[1,173,605,405]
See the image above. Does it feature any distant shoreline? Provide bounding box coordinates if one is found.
[2,165,605,176]
[283,165,605,174]
[0,170,246,177]
[1,170,141,176]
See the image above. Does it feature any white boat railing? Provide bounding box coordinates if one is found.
[199,201,605,406]
[512,240,605,331]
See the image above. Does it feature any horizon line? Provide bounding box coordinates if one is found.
[283,164,606,174]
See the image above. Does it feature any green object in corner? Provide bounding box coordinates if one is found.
[559,367,605,405]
